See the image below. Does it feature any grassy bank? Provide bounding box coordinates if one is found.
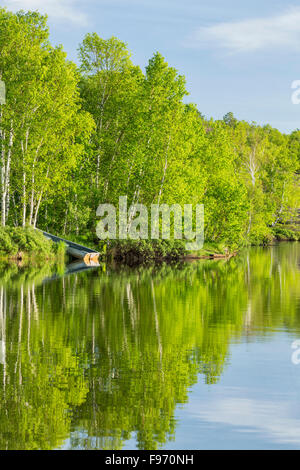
[0,226,66,262]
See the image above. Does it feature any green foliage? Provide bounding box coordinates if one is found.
[0,8,94,228]
[0,226,56,257]
[52,241,67,259]
[272,226,299,241]
[0,10,299,252]
[109,239,186,263]
[0,227,16,254]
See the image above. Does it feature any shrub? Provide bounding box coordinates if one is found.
[0,227,17,255]
[53,241,67,259]
[272,227,299,241]
[0,226,56,257]
[108,239,186,263]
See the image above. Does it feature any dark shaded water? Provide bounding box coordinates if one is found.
[0,243,299,450]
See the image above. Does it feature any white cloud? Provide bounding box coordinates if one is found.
[192,397,300,445]
[191,6,300,53]
[1,0,89,25]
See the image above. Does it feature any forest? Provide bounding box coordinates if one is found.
[0,9,299,257]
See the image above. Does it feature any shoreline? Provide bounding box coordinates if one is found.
[1,237,298,268]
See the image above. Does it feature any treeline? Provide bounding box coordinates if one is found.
[0,9,299,250]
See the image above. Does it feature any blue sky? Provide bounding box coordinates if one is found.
[1,0,300,133]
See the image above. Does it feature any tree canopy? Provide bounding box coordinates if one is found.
[0,9,299,249]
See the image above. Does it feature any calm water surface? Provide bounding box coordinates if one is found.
[0,243,299,450]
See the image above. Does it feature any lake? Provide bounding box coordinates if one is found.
[0,243,299,450]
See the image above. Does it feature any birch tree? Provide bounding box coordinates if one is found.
[0,9,94,228]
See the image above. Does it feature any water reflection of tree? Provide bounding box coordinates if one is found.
[0,244,299,450]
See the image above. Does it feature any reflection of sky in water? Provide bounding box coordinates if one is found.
[59,334,300,450]
[162,335,300,450]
